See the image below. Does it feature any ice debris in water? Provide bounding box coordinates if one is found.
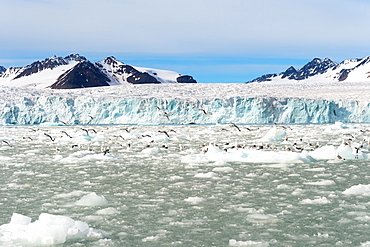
[300,196,331,204]
[343,184,370,196]
[75,192,108,206]
[184,196,205,204]
[0,213,104,245]
[260,126,286,142]
[229,239,269,246]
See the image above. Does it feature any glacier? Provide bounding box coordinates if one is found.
[1,96,370,125]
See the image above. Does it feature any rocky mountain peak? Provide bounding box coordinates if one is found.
[64,53,87,62]
[13,56,68,80]
[12,53,88,80]
[281,66,297,79]
[102,56,119,66]
[49,61,110,89]
[247,55,370,83]
[0,54,197,88]
[354,56,370,68]
[97,57,160,84]
[0,66,5,75]
[293,58,337,80]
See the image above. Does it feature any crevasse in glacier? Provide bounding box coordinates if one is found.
[1,96,370,125]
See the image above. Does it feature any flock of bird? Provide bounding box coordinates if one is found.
[1,122,370,161]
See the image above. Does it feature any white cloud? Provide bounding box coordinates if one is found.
[1,0,370,58]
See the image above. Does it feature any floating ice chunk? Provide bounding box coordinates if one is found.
[54,190,85,198]
[183,147,317,164]
[229,239,270,246]
[246,213,280,224]
[194,172,218,178]
[0,213,101,246]
[96,207,119,215]
[343,184,370,196]
[355,215,370,222]
[260,127,286,142]
[323,122,349,133]
[360,241,370,247]
[142,235,160,242]
[9,213,32,225]
[212,167,234,172]
[310,142,369,160]
[213,160,229,166]
[153,135,171,143]
[204,144,223,156]
[304,180,336,186]
[315,232,330,238]
[292,188,304,195]
[333,122,346,129]
[304,167,326,172]
[309,145,337,160]
[173,135,189,141]
[300,197,331,204]
[336,142,367,160]
[75,192,108,206]
[39,122,64,127]
[169,175,183,180]
[184,197,205,204]
[141,147,165,154]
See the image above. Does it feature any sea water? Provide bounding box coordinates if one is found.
[1,123,370,246]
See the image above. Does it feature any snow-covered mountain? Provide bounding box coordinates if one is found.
[248,56,370,83]
[96,56,196,85]
[0,54,197,89]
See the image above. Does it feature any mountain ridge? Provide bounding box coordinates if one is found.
[248,56,370,83]
[0,54,197,89]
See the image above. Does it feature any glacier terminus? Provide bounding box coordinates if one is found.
[1,83,370,125]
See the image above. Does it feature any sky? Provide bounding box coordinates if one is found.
[1,0,370,83]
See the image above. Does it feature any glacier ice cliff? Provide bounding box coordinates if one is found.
[1,96,370,125]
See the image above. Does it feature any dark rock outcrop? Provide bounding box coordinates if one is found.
[292,58,337,80]
[99,56,160,84]
[49,61,110,89]
[248,58,338,83]
[338,69,350,81]
[13,54,87,80]
[176,75,197,83]
[13,57,67,79]
[64,53,87,62]
[281,66,297,79]
[248,73,278,83]
[0,66,5,76]
[127,72,160,84]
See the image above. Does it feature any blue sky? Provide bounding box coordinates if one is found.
[1,0,370,83]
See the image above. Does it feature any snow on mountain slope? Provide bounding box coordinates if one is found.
[0,54,83,88]
[0,61,79,88]
[97,56,195,84]
[248,56,370,83]
[96,56,160,85]
[0,54,197,89]
[133,66,181,83]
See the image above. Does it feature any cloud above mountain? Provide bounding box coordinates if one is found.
[1,0,370,83]
[1,0,370,58]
